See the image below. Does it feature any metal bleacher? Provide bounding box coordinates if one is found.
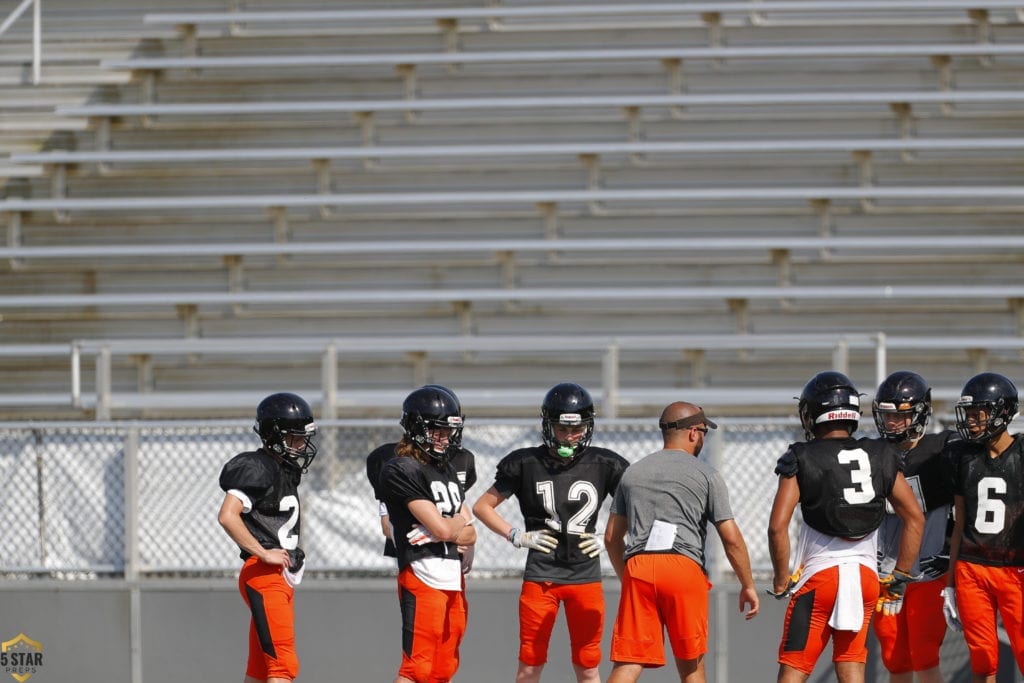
[1,1,1023,420]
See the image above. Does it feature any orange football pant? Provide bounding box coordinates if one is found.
[239,556,298,681]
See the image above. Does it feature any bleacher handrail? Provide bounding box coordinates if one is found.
[52,89,1024,119]
[98,42,1024,72]
[1,332,1019,419]
[141,2,1024,27]
[14,136,1024,167]
[3,185,1024,213]
[1,284,1021,309]
[2,235,1023,261]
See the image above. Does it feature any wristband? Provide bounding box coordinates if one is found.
[507,527,518,543]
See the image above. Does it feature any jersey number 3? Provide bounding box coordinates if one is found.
[837,449,876,505]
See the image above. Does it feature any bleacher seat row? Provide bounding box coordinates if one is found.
[0,0,1021,420]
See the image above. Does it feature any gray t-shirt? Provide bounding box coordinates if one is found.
[610,448,733,570]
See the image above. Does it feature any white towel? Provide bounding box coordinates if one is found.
[828,563,864,631]
[283,564,305,588]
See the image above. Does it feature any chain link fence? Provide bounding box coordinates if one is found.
[0,417,957,580]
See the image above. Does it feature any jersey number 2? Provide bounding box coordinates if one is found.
[277,494,299,550]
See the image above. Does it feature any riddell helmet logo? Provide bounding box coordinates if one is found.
[826,410,860,421]
[0,634,43,683]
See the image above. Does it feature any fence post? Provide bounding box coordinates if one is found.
[96,345,111,420]
[124,427,143,682]
[123,428,139,580]
[875,331,887,389]
[708,427,728,683]
[832,337,849,375]
[322,343,337,419]
[602,343,619,418]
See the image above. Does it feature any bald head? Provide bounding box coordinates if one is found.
[660,401,701,427]
[658,401,717,455]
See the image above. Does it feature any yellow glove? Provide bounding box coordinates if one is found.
[876,569,914,616]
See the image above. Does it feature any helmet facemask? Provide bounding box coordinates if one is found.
[955,399,1014,442]
[408,413,464,465]
[254,392,318,473]
[542,411,594,464]
[872,401,930,443]
[540,382,596,465]
[872,371,932,444]
[268,420,318,473]
[400,385,464,466]
[955,373,1019,442]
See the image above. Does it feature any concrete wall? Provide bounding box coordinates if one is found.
[3,579,1017,683]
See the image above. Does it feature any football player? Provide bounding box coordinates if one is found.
[945,372,1024,681]
[366,385,476,562]
[870,371,958,683]
[473,382,629,683]
[379,386,476,683]
[217,392,318,683]
[768,371,924,683]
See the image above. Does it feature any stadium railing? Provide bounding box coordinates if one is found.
[3,332,1021,419]
[53,89,1024,121]
[2,185,1023,218]
[1,284,1020,310]
[13,136,1024,170]
[3,235,1023,262]
[141,2,1024,30]
[97,42,1024,73]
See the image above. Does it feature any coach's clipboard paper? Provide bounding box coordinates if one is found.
[644,520,676,551]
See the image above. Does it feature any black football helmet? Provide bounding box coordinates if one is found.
[422,384,463,448]
[797,371,862,441]
[254,392,318,473]
[541,382,595,463]
[401,385,464,464]
[955,372,1019,442]
[872,371,932,443]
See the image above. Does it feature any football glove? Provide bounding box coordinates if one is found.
[876,569,914,616]
[766,568,802,600]
[941,586,963,632]
[918,554,950,580]
[578,533,605,558]
[459,544,475,575]
[406,523,442,546]
[508,528,558,553]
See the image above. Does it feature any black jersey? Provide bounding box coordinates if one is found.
[901,431,958,512]
[367,442,476,499]
[379,455,465,571]
[493,445,629,584]
[219,449,305,570]
[367,442,476,557]
[951,434,1024,566]
[876,431,958,574]
[775,436,901,540]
